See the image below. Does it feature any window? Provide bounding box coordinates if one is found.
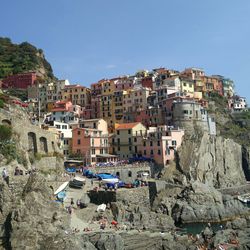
[128,129,131,134]
[129,146,132,151]
[129,138,131,143]
[134,137,137,142]
[78,131,81,135]
[143,141,146,147]
[117,130,120,135]
[150,149,154,155]
[77,139,81,145]
[135,146,137,153]
[91,149,95,154]
[77,149,81,154]
[158,149,161,155]
[172,140,177,146]
[117,138,120,144]
[157,141,160,146]
[150,141,153,146]
[144,150,146,155]
[183,110,188,114]
[128,171,132,177]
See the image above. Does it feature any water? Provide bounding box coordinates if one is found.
[177,222,225,235]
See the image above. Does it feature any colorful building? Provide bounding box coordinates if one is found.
[72,126,115,165]
[114,122,147,159]
[139,126,184,166]
[61,84,91,106]
[53,121,72,157]
[2,72,37,89]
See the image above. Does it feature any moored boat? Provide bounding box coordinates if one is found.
[237,193,250,204]
[69,180,83,189]
[54,181,69,195]
[57,191,66,201]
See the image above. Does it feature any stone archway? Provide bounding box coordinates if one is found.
[2,119,11,126]
[39,137,48,153]
[28,132,37,154]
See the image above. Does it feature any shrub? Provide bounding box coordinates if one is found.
[0,124,12,141]
[0,99,4,108]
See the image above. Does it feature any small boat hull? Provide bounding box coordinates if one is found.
[101,178,119,184]
[54,181,69,195]
[69,180,83,189]
[238,194,250,204]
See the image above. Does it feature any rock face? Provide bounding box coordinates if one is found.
[172,182,249,223]
[176,132,246,188]
[242,145,250,181]
[112,187,175,231]
[0,174,96,249]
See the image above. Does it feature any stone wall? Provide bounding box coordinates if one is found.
[93,163,152,183]
[0,106,61,155]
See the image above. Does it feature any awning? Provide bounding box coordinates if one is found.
[96,154,118,158]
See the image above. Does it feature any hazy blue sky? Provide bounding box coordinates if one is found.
[1,0,250,100]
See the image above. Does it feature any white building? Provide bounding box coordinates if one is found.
[53,121,72,156]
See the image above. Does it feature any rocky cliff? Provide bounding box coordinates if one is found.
[175,132,246,188]
[0,37,55,81]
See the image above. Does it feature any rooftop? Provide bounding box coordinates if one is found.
[116,122,140,130]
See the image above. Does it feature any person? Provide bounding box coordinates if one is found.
[76,199,80,208]
[2,168,9,186]
[68,205,72,215]
[70,198,74,206]
[14,166,19,176]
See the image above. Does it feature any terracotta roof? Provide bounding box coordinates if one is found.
[116,122,140,130]
[51,108,67,112]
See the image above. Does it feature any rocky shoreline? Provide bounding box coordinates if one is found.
[0,173,249,249]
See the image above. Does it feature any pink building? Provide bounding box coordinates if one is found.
[51,100,72,112]
[114,77,134,91]
[72,118,118,164]
[138,126,184,166]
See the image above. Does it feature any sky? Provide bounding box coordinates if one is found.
[1,0,250,101]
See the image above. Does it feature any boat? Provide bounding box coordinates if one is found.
[238,193,250,203]
[69,180,83,189]
[57,191,66,202]
[74,176,86,184]
[54,181,69,195]
[97,173,119,184]
[97,203,106,212]
[101,178,119,184]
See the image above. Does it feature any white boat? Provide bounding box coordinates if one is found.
[97,203,106,212]
[54,181,69,195]
[101,178,119,184]
[74,176,86,183]
[237,194,250,204]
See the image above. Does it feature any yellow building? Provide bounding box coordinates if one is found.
[61,85,91,107]
[114,122,146,159]
[180,78,194,95]
[99,80,116,132]
[113,90,124,124]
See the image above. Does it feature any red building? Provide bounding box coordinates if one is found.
[141,76,153,89]
[2,72,37,89]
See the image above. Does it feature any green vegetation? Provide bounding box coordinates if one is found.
[206,93,250,146]
[0,124,12,141]
[0,125,16,163]
[0,37,55,80]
